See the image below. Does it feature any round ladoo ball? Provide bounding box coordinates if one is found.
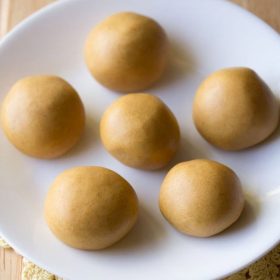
[100,93,180,170]
[84,12,169,92]
[193,67,279,150]
[44,166,138,250]
[1,76,85,158]
[159,159,244,237]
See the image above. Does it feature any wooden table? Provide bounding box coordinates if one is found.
[0,0,279,279]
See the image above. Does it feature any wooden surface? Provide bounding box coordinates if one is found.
[0,0,279,279]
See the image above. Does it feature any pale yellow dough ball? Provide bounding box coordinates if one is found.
[84,12,169,92]
[44,166,139,250]
[159,159,244,237]
[100,93,180,170]
[193,67,279,150]
[1,76,85,158]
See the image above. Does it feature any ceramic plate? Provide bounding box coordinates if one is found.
[1,0,280,279]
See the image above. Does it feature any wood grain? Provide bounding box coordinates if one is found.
[0,0,279,279]
[233,0,280,32]
[0,0,53,37]
[0,248,22,280]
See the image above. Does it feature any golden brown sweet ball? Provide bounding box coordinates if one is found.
[159,159,244,237]
[44,166,138,250]
[0,76,85,158]
[84,12,169,92]
[100,93,180,170]
[193,67,279,150]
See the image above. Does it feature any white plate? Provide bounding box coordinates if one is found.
[1,0,280,279]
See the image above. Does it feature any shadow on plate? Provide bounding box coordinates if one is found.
[149,39,197,92]
[218,192,261,237]
[219,98,280,156]
[101,205,166,255]
[162,135,210,173]
[252,105,280,148]
[61,114,99,160]
[101,38,197,95]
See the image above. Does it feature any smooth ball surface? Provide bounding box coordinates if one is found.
[44,166,138,250]
[100,93,180,170]
[84,12,169,92]
[159,159,244,237]
[193,67,279,150]
[1,76,85,158]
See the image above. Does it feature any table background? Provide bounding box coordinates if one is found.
[0,0,279,279]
